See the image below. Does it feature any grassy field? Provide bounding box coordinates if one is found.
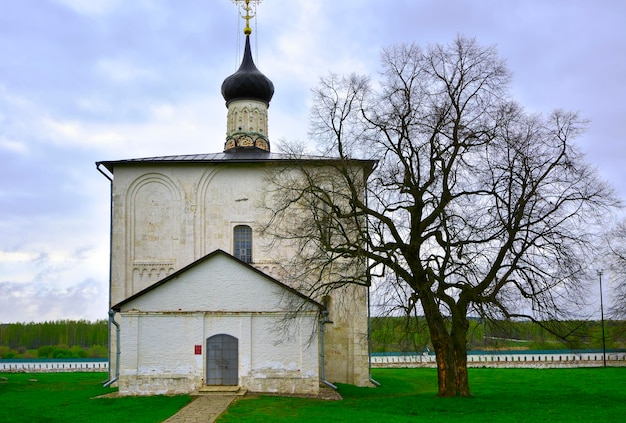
[0,372,191,423]
[218,368,626,423]
[1,368,625,422]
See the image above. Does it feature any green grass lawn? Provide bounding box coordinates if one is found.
[218,368,626,423]
[1,368,625,423]
[0,372,191,423]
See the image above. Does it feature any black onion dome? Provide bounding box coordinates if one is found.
[221,35,274,106]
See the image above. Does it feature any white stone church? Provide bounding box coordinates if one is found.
[96,12,374,397]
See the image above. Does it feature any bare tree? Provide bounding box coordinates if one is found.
[606,220,626,318]
[264,36,618,397]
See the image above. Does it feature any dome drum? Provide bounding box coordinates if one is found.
[225,133,270,152]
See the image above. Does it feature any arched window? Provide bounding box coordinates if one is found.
[233,225,252,263]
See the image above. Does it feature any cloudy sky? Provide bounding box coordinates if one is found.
[1,0,624,323]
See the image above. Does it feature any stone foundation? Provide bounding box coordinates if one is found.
[118,373,204,396]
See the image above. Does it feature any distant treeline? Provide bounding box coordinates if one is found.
[371,316,626,353]
[0,320,108,359]
[3,318,626,358]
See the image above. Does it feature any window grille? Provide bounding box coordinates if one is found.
[233,225,252,263]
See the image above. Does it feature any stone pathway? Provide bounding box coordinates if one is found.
[162,394,237,423]
[160,385,341,422]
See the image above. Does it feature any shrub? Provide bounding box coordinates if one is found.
[86,345,108,358]
[37,345,55,358]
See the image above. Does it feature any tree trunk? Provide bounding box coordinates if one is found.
[430,321,458,397]
[451,312,472,397]
[422,297,472,397]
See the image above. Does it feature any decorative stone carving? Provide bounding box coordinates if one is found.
[224,99,270,152]
[132,261,176,293]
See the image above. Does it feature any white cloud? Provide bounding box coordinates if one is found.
[38,96,226,157]
[52,0,124,16]
[0,279,108,322]
[95,58,159,84]
[0,251,39,264]
[0,240,108,279]
[0,138,29,154]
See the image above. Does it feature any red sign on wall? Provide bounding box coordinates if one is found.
[194,345,202,355]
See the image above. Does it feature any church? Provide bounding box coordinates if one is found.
[97,2,374,397]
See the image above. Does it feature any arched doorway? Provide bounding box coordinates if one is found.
[206,334,238,386]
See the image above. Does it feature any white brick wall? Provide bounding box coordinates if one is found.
[116,252,320,396]
[118,311,319,396]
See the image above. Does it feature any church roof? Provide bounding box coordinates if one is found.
[96,149,377,174]
[111,249,324,312]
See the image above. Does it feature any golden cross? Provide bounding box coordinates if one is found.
[232,0,263,35]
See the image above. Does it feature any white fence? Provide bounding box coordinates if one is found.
[4,352,626,373]
[371,351,626,368]
[0,359,108,373]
